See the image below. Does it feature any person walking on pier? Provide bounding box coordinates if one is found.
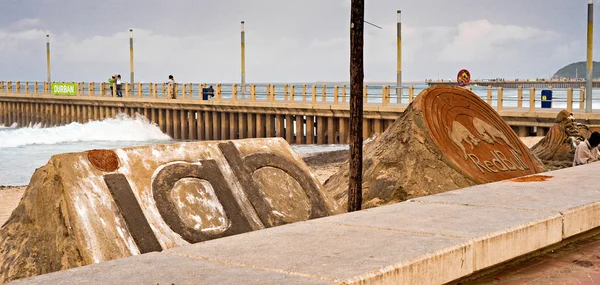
[108,75,115,96]
[167,75,176,99]
[573,131,600,166]
[116,74,123,97]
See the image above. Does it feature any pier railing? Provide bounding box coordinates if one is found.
[0,81,591,112]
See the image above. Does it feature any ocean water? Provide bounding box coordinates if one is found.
[0,115,348,186]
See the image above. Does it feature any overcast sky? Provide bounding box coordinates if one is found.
[1,0,599,83]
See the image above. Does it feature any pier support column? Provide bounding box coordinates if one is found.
[275,115,285,138]
[186,110,198,140]
[166,109,173,138]
[362,119,372,140]
[205,112,213,140]
[173,110,181,139]
[221,112,229,140]
[285,114,294,143]
[537,127,546,137]
[328,117,336,144]
[306,116,315,144]
[295,115,304,144]
[265,114,274,137]
[517,126,528,137]
[239,112,247,139]
[316,116,326,144]
[339,117,349,144]
[256,114,265,138]
[212,112,220,140]
[229,113,238,139]
[197,111,205,141]
[248,113,256,138]
[180,109,188,140]
[374,119,383,135]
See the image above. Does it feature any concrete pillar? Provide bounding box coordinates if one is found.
[265,114,274,137]
[180,109,188,140]
[250,84,256,102]
[334,86,339,105]
[567,88,574,112]
[364,84,369,104]
[239,112,247,139]
[182,83,187,100]
[212,112,220,140]
[342,85,347,103]
[497,87,503,111]
[529,87,536,112]
[221,112,229,140]
[580,87,585,110]
[248,113,256,138]
[290,85,295,104]
[166,109,173,138]
[256,113,265,138]
[158,109,165,134]
[205,112,213,140]
[322,84,327,102]
[276,115,285,138]
[284,84,289,101]
[339,117,348,144]
[363,119,372,140]
[409,85,415,102]
[487,86,492,105]
[517,86,523,108]
[188,111,197,140]
[295,115,304,144]
[537,127,546,137]
[311,85,317,104]
[306,116,315,144]
[232,84,237,102]
[173,109,182,138]
[517,126,528,137]
[285,114,294,143]
[317,116,326,144]
[302,84,307,101]
[229,113,238,139]
[197,111,205,141]
[327,116,335,144]
[374,119,383,135]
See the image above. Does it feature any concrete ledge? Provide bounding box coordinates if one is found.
[8,162,600,285]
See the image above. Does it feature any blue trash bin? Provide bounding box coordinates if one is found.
[202,88,210,100]
[541,89,552,108]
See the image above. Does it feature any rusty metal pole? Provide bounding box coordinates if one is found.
[348,0,364,212]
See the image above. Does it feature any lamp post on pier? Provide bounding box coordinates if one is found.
[46,35,51,84]
[130,29,135,94]
[586,0,594,113]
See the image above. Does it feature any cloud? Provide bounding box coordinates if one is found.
[9,18,41,30]
[0,14,591,83]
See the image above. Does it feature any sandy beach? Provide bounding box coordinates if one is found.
[0,137,545,225]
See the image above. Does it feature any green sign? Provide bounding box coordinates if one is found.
[51,83,77,96]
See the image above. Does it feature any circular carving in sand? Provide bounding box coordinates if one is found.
[417,86,543,183]
[87,149,119,172]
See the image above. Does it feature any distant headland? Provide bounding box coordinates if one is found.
[553,61,600,79]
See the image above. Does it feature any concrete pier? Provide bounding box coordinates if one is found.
[3,82,600,143]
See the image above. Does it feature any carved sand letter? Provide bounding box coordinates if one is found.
[447,121,479,159]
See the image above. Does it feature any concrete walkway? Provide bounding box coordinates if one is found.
[9,162,600,285]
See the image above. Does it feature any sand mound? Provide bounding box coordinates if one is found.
[324,86,545,209]
[530,110,592,170]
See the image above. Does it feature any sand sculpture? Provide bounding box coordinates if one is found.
[530,110,592,170]
[0,138,340,282]
[324,85,546,209]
